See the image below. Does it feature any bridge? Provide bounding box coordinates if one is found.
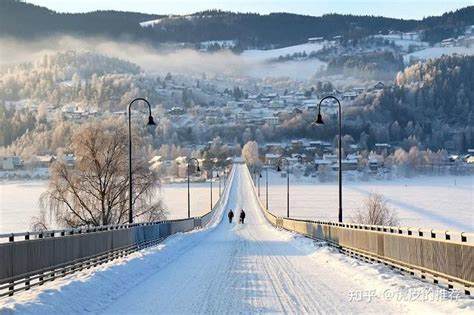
[0,163,472,313]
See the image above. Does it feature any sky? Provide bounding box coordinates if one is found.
[26,0,472,20]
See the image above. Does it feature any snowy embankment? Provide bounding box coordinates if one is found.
[1,164,472,314]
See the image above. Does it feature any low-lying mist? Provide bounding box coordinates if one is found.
[0,35,253,76]
[0,35,333,80]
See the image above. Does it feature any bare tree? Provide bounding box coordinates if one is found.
[242,141,260,167]
[40,120,165,228]
[353,193,399,226]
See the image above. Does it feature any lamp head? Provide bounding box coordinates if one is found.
[147,115,156,126]
[315,113,324,125]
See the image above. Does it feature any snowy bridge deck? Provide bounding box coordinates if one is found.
[0,164,473,314]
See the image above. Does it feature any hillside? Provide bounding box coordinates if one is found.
[1,1,473,48]
[349,55,474,151]
[0,0,162,40]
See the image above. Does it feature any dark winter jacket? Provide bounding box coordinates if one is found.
[228,211,234,218]
[239,210,246,219]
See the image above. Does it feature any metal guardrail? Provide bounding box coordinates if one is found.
[263,210,473,295]
[0,218,198,243]
[242,163,473,295]
[0,166,235,298]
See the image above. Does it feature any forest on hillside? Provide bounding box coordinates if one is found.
[1,0,473,48]
[246,55,473,152]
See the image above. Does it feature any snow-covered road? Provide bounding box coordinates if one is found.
[1,164,472,314]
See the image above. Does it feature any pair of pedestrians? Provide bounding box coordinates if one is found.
[228,209,245,224]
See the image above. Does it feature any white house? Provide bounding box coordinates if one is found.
[265,154,281,165]
[1,156,22,170]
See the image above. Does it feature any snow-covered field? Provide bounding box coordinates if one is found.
[242,42,325,62]
[1,164,472,314]
[261,173,473,232]
[241,42,327,79]
[373,34,429,50]
[0,181,220,234]
[404,46,474,62]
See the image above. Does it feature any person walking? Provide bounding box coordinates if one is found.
[239,209,246,224]
[228,209,234,223]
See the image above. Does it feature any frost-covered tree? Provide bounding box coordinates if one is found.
[40,120,165,228]
[242,141,260,167]
[353,193,399,226]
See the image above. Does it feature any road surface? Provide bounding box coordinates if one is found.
[0,164,471,314]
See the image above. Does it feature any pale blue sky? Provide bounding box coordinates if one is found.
[26,0,473,19]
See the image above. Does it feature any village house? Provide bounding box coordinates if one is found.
[265,153,281,166]
[34,155,56,168]
[0,156,22,170]
[374,143,391,155]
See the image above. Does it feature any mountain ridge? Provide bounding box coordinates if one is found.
[1,1,473,48]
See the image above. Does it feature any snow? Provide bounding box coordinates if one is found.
[0,181,45,233]
[262,172,474,232]
[404,46,474,63]
[1,174,472,233]
[1,164,472,314]
[239,43,327,80]
[160,182,221,219]
[242,42,326,62]
[0,181,221,233]
[373,35,429,50]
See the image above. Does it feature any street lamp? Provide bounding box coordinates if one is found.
[187,158,200,218]
[276,157,290,218]
[316,95,343,223]
[257,172,262,197]
[264,166,269,210]
[217,172,221,196]
[223,168,228,189]
[294,154,304,164]
[209,165,219,211]
[128,98,156,224]
[210,170,213,211]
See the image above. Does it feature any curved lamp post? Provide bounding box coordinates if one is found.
[294,154,304,164]
[316,95,343,223]
[128,98,156,224]
[276,157,290,218]
[187,158,200,218]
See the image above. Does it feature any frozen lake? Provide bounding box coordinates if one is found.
[0,181,221,234]
[259,173,473,232]
[0,174,472,233]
